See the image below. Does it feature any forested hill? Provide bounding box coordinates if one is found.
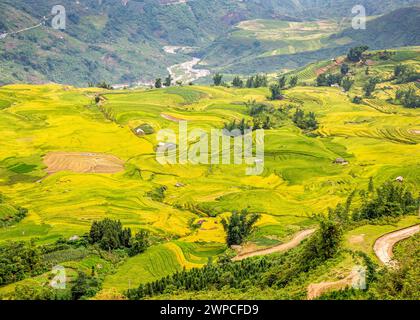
[330,6,420,48]
[0,0,419,85]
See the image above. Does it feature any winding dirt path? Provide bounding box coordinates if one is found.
[232,228,316,261]
[373,224,420,266]
[307,267,365,300]
[161,113,186,122]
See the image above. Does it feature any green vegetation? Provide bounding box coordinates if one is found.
[292,109,318,131]
[89,218,150,254]
[126,218,342,300]
[0,45,418,300]
[221,210,261,246]
[347,46,369,62]
[0,241,45,285]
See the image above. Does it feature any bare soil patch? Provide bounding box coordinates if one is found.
[232,229,316,261]
[373,224,420,266]
[307,268,362,300]
[161,113,186,122]
[44,152,124,174]
[315,57,345,76]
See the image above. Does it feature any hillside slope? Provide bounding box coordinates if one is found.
[1,0,419,85]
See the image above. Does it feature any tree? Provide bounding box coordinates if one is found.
[368,177,374,193]
[363,78,378,97]
[278,74,287,88]
[213,73,223,86]
[14,280,55,300]
[154,78,162,88]
[254,74,268,87]
[89,218,132,251]
[96,81,112,89]
[232,76,243,88]
[352,96,363,104]
[316,74,329,86]
[397,88,419,108]
[340,63,349,75]
[0,241,44,286]
[289,76,298,87]
[246,76,255,88]
[164,74,172,87]
[221,209,261,246]
[341,77,354,92]
[316,73,342,87]
[347,46,369,62]
[71,271,100,300]
[309,219,342,261]
[394,64,419,84]
[128,230,150,257]
[269,84,283,100]
[292,109,318,131]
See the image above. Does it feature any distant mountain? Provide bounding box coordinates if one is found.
[0,0,419,85]
[210,6,420,75]
[331,6,420,49]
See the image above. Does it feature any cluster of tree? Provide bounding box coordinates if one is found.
[126,218,342,300]
[292,109,318,131]
[340,63,350,75]
[223,118,252,135]
[0,195,28,227]
[88,81,112,89]
[363,77,379,97]
[221,209,261,246]
[395,88,419,108]
[316,72,354,92]
[316,73,343,87]
[89,218,150,256]
[245,74,268,88]
[394,64,419,84]
[213,73,224,86]
[277,74,299,89]
[146,185,167,202]
[347,46,369,62]
[269,84,283,100]
[245,100,287,130]
[154,75,175,88]
[341,77,354,92]
[230,74,298,90]
[231,76,244,88]
[70,270,101,300]
[0,241,45,286]
[325,180,418,224]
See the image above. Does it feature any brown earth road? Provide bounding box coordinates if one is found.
[161,113,185,122]
[306,224,420,299]
[373,224,420,267]
[307,268,362,300]
[232,228,316,261]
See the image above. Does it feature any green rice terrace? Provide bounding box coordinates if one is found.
[0,47,419,300]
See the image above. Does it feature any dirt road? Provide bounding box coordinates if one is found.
[373,224,420,266]
[307,266,365,300]
[232,228,316,261]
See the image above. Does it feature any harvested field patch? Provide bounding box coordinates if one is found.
[44,152,124,174]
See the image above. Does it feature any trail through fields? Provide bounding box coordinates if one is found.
[161,113,185,122]
[232,228,316,261]
[307,267,364,300]
[44,152,125,174]
[373,224,420,266]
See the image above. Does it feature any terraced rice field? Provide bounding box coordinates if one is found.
[0,61,419,293]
